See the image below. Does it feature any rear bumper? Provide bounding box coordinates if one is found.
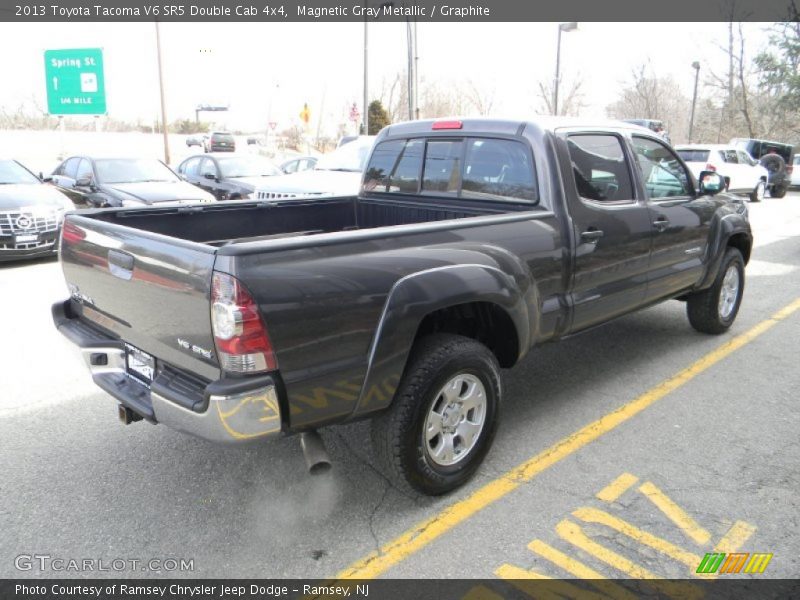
[52,300,283,443]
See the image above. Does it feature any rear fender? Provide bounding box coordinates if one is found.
[351,264,532,417]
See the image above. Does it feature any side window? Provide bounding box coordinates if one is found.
[76,159,93,181]
[363,140,404,191]
[566,134,634,202]
[737,151,754,166]
[723,150,739,164]
[199,158,217,179]
[63,157,81,179]
[422,140,462,194]
[183,157,201,177]
[462,138,536,203]
[632,136,692,199]
[283,160,298,174]
[388,139,423,193]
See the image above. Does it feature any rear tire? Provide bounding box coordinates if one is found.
[749,181,765,203]
[371,334,501,496]
[770,184,787,198]
[687,248,745,334]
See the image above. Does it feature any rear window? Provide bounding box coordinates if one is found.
[677,149,709,163]
[213,133,234,143]
[363,137,537,204]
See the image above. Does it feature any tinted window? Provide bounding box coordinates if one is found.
[283,160,298,174]
[462,139,536,202]
[722,150,739,164]
[737,151,755,166]
[566,135,634,201]
[212,133,234,143]
[632,136,692,199]
[422,140,462,194]
[199,158,217,178]
[76,159,93,181]
[63,157,81,179]
[677,149,710,163]
[181,157,202,177]
[363,140,404,191]
[388,139,423,193]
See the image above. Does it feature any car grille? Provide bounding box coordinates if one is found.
[255,191,325,200]
[0,209,59,250]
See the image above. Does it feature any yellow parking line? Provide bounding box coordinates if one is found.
[495,564,612,600]
[638,481,711,545]
[555,520,703,600]
[572,507,703,570]
[596,472,639,503]
[715,520,757,553]
[336,297,800,579]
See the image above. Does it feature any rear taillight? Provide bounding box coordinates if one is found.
[62,221,85,244]
[211,272,277,373]
[705,163,717,172]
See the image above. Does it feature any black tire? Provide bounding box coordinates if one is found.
[687,248,745,334]
[749,181,765,203]
[770,184,787,199]
[371,334,501,496]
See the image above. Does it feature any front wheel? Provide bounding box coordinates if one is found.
[687,248,745,334]
[371,334,501,495]
[749,181,765,203]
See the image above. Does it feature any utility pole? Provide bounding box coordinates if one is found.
[407,18,414,120]
[363,19,369,135]
[553,22,577,116]
[688,61,701,144]
[414,20,420,119]
[155,21,170,164]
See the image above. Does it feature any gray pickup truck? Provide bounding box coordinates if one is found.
[53,118,752,495]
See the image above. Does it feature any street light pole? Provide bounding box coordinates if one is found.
[553,22,577,116]
[688,61,701,144]
[155,21,170,164]
[363,19,369,135]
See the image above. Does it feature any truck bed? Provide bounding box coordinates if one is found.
[88,195,526,247]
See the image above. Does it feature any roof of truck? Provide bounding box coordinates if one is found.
[381,117,654,138]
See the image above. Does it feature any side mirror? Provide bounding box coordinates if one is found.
[203,172,217,181]
[75,176,93,188]
[699,171,725,196]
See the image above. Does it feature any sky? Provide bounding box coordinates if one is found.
[0,21,772,136]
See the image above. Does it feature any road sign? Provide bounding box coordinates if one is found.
[349,102,360,123]
[44,48,106,115]
[269,121,277,130]
[300,103,310,125]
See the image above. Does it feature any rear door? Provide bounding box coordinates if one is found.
[630,135,714,300]
[560,132,653,331]
[60,213,220,381]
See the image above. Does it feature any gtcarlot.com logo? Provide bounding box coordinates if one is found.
[15,554,194,573]
[696,552,773,574]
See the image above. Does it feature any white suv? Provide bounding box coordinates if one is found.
[675,144,768,202]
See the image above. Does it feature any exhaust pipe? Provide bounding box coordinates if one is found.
[118,404,143,425]
[300,430,332,474]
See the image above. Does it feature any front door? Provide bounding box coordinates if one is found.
[561,132,653,332]
[630,135,715,301]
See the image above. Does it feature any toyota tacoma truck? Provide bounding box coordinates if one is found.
[53,118,752,495]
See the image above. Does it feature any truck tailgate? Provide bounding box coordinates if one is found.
[60,213,220,382]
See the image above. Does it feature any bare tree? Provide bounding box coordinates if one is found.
[536,77,585,116]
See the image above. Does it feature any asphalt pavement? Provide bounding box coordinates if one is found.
[1,194,798,582]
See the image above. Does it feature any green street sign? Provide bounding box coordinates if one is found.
[44,48,106,115]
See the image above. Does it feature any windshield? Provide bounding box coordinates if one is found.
[95,159,179,184]
[217,156,280,178]
[315,137,375,172]
[0,159,40,185]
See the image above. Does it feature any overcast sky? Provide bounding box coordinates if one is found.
[0,21,771,135]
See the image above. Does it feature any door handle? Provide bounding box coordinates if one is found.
[580,229,604,242]
[653,217,670,232]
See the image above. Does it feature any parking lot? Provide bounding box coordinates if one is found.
[1,194,798,582]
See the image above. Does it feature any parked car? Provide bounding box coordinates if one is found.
[791,156,800,188]
[255,136,375,200]
[53,117,752,495]
[176,154,281,201]
[675,144,768,202]
[185,136,203,148]
[50,156,215,207]
[730,138,793,198]
[337,135,358,147]
[280,156,318,174]
[0,159,73,262]
[622,119,671,143]
[204,131,236,153]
